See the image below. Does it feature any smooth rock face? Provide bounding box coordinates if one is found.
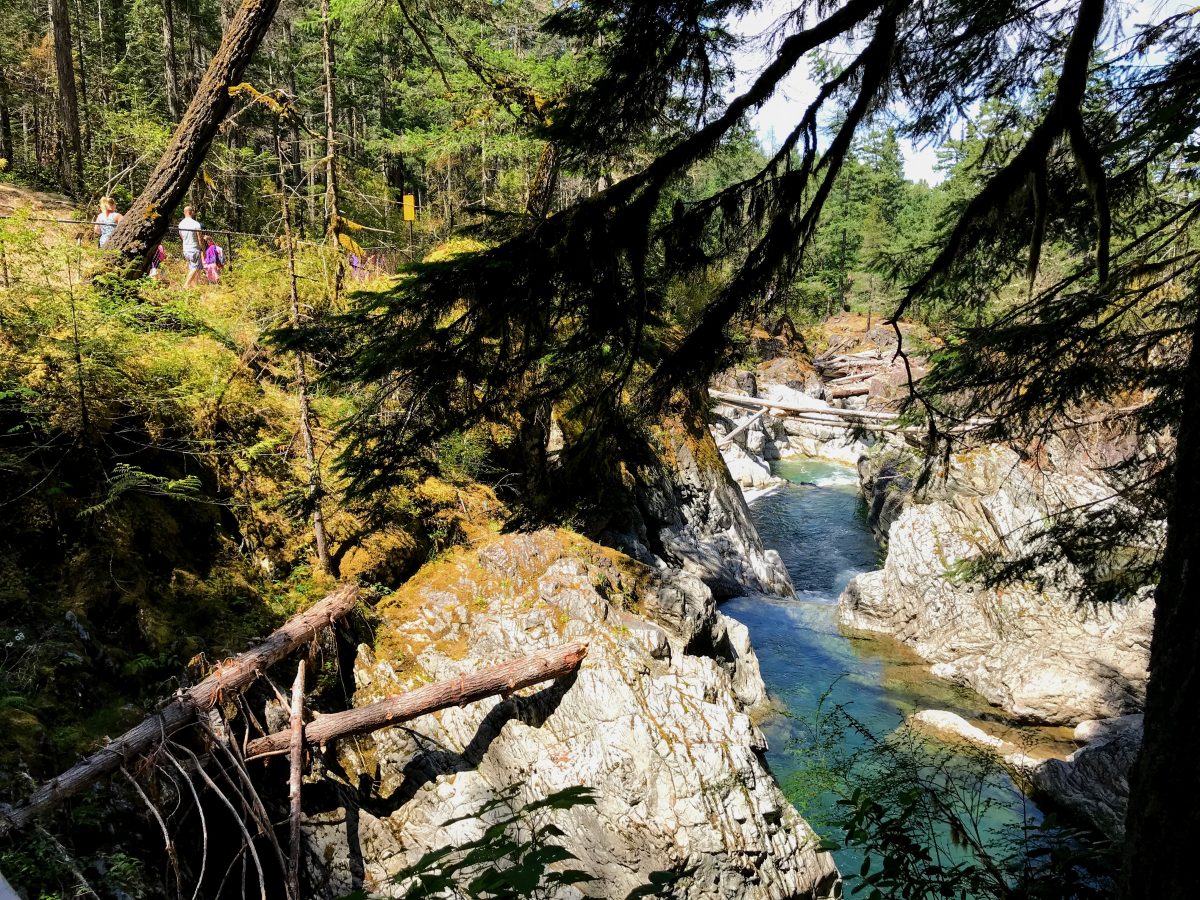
[723,441,781,490]
[907,709,1141,840]
[1020,714,1142,839]
[840,445,1154,725]
[907,710,1007,751]
[855,454,913,545]
[304,531,840,899]
[612,408,794,600]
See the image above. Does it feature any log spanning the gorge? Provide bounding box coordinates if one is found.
[246,641,589,757]
[0,584,360,836]
[709,388,929,432]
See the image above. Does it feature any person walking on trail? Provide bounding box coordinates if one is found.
[203,237,225,284]
[178,207,205,289]
[93,197,123,249]
[149,244,167,282]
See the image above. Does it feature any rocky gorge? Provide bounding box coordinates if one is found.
[839,441,1155,839]
[710,351,1154,844]
[303,411,841,898]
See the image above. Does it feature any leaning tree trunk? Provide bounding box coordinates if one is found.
[245,641,588,756]
[106,0,284,273]
[1120,322,1200,897]
[48,0,83,194]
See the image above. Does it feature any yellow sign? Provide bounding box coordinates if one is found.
[402,194,416,222]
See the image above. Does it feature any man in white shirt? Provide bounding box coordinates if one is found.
[178,207,205,289]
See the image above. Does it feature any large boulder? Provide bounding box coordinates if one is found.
[304,531,840,899]
[840,445,1154,725]
[721,442,779,490]
[908,709,1141,839]
[855,452,915,544]
[1017,715,1142,839]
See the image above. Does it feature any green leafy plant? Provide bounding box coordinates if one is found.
[789,693,1117,900]
[341,785,682,899]
[79,463,202,518]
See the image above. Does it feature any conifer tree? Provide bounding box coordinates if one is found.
[315,5,1200,895]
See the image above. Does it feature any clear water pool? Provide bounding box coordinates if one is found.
[724,458,1059,886]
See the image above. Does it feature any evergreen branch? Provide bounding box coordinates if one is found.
[892,0,1108,322]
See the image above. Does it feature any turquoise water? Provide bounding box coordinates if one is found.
[724,458,1053,884]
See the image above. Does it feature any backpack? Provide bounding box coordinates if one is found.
[213,245,225,266]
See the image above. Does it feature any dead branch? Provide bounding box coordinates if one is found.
[119,768,181,896]
[247,642,588,757]
[170,741,267,900]
[162,748,207,900]
[0,585,359,836]
[201,723,289,897]
[286,660,306,900]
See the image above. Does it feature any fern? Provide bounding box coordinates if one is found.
[80,463,202,518]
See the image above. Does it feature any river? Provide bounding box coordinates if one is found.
[724,457,1066,887]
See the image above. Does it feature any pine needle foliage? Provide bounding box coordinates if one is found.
[319,0,1199,526]
[909,8,1200,602]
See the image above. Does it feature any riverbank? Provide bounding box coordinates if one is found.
[724,458,1071,884]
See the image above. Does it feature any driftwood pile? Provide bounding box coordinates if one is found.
[812,349,898,399]
[0,584,588,899]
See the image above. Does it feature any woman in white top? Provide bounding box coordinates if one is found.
[93,197,123,249]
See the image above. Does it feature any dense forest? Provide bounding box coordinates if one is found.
[0,0,1197,898]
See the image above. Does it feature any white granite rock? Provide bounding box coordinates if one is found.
[841,446,1154,725]
[304,532,840,899]
[721,442,779,489]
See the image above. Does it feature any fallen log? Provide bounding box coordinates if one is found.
[828,385,871,400]
[0,584,360,836]
[716,409,766,448]
[828,371,877,386]
[710,389,905,422]
[246,641,588,757]
[710,389,995,430]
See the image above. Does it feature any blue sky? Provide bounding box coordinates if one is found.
[729,0,1192,184]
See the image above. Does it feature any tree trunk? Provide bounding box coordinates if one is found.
[0,584,358,836]
[286,25,304,232]
[106,0,285,273]
[278,134,333,576]
[827,384,870,400]
[109,0,128,59]
[320,0,344,309]
[72,0,89,153]
[1121,323,1200,897]
[526,141,559,219]
[321,0,339,246]
[0,68,14,168]
[162,0,181,119]
[49,0,83,194]
[246,641,588,756]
